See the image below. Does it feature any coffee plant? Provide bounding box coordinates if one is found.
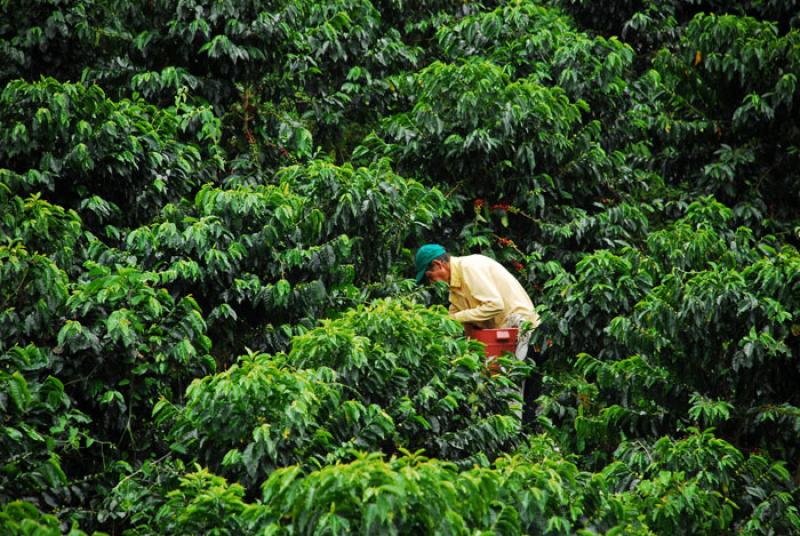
[2,0,799,533]
[151,299,523,493]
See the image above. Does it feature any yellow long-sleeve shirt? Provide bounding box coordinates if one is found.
[448,255,540,330]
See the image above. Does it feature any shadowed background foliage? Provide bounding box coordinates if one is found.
[1,0,798,533]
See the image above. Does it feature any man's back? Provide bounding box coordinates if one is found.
[448,254,540,329]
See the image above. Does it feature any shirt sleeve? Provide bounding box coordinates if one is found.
[451,264,505,323]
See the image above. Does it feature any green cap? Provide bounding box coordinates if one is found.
[414,244,446,284]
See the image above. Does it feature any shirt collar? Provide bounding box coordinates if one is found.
[449,256,462,289]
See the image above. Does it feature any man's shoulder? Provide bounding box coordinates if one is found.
[459,254,500,268]
[457,254,505,276]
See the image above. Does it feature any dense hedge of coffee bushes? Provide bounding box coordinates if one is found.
[1,0,798,533]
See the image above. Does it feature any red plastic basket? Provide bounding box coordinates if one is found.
[464,327,519,357]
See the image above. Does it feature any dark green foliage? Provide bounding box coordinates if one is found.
[651,14,800,220]
[2,0,800,533]
[535,197,800,466]
[439,2,634,105]
[0,345,90,508]
[0,0,129,86]
[552,0,800,41]
[0,78,219,229]
[611,431,800,533]
[123,159,445,356]
[0,183,83,271]
[374,59,587,202]
[0,243,68,350]
[56,263,215,440]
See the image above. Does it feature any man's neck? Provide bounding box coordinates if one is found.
[449,256,462,288]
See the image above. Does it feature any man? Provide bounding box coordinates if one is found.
[414,243,540,362]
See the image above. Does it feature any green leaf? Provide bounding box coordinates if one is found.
[6,371,31,412]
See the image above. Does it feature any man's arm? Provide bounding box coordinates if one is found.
[450,265,504,323]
